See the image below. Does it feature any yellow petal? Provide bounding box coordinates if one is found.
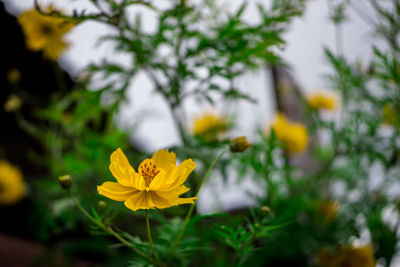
[176,196,197,205]
[151,149,176,171]
[154,185,188,197]
[150,191,196,209]
[0,161,26,205]
[149,192,175,209]
[18,8,73,58]
[174,185,190,195]
[109,148,146,190]
[149,159,195,192]
[156,189,197,206]
[165,159,196,190]
[148,169,167,191]
[97,181,137,201]
[43,37,68,60]
[124,191,154,211]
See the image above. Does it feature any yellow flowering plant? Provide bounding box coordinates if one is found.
[18,7,73,60]
[307,92,338,111]
[0,160,26,205]
[62,146,227,265]
[267,112,309,154]
[7,0,400,266]
[97,148,197,211]
[192,113,229,142]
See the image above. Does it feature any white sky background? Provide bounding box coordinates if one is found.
[3,0,390,214]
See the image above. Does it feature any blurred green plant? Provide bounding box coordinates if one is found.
[6,0,400,266]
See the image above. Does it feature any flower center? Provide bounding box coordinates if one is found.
[138,159,160,186]
[41,24,53,35]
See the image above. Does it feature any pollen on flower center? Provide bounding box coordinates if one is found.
[138,159,160,186]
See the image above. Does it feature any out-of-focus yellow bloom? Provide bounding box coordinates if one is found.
[18,7,73,60]
[261,206,271,215]
[98,148,197,211]
[0,161,26,205]
[4,95,22,112]
[230,136,252,153]
[317,244,375,267]
[192,113,228,141]
[98,200,107,210]
[7,68,21,84]
[307,93,337,111]
[58,174,73,189]
[382,104,399,126]
[267,113,308,154]
[316,200,339,223]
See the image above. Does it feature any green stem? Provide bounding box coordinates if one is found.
[171,105,188,146]
[168,150,226,261]
[146,210,159,261]
[69,191,164,266]
[282,152,293,194]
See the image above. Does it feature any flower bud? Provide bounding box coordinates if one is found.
[230,136,252,153]
[4,94,22,112]
[98,200,107,210]
[261,206,271,215]
[58,175,73,189]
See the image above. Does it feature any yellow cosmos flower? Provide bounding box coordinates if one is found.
[307,93,337,111]
[18,7,73,60]
[267,113,308,153]
[192,113,229,141]
[97,148,197,211]
[0,160,26,205]
[317,244,375,267]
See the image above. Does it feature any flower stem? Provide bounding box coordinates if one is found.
[146,209,159,261]
[168,149,226,261]
[68,190,164,266]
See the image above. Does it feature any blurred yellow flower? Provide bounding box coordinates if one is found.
[0,160,26,205]
[18,7,73,60]
[307,93,337,111]
[382,104,399,126]
[267,113,308,153]
[4,94,22,112]
[317,244,375,267]
[316,200,339,223]
[192,113,229,141]
[98,148,197,211]
[230,136,252,153]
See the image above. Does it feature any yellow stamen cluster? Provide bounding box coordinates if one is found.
[138,159,160,186]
